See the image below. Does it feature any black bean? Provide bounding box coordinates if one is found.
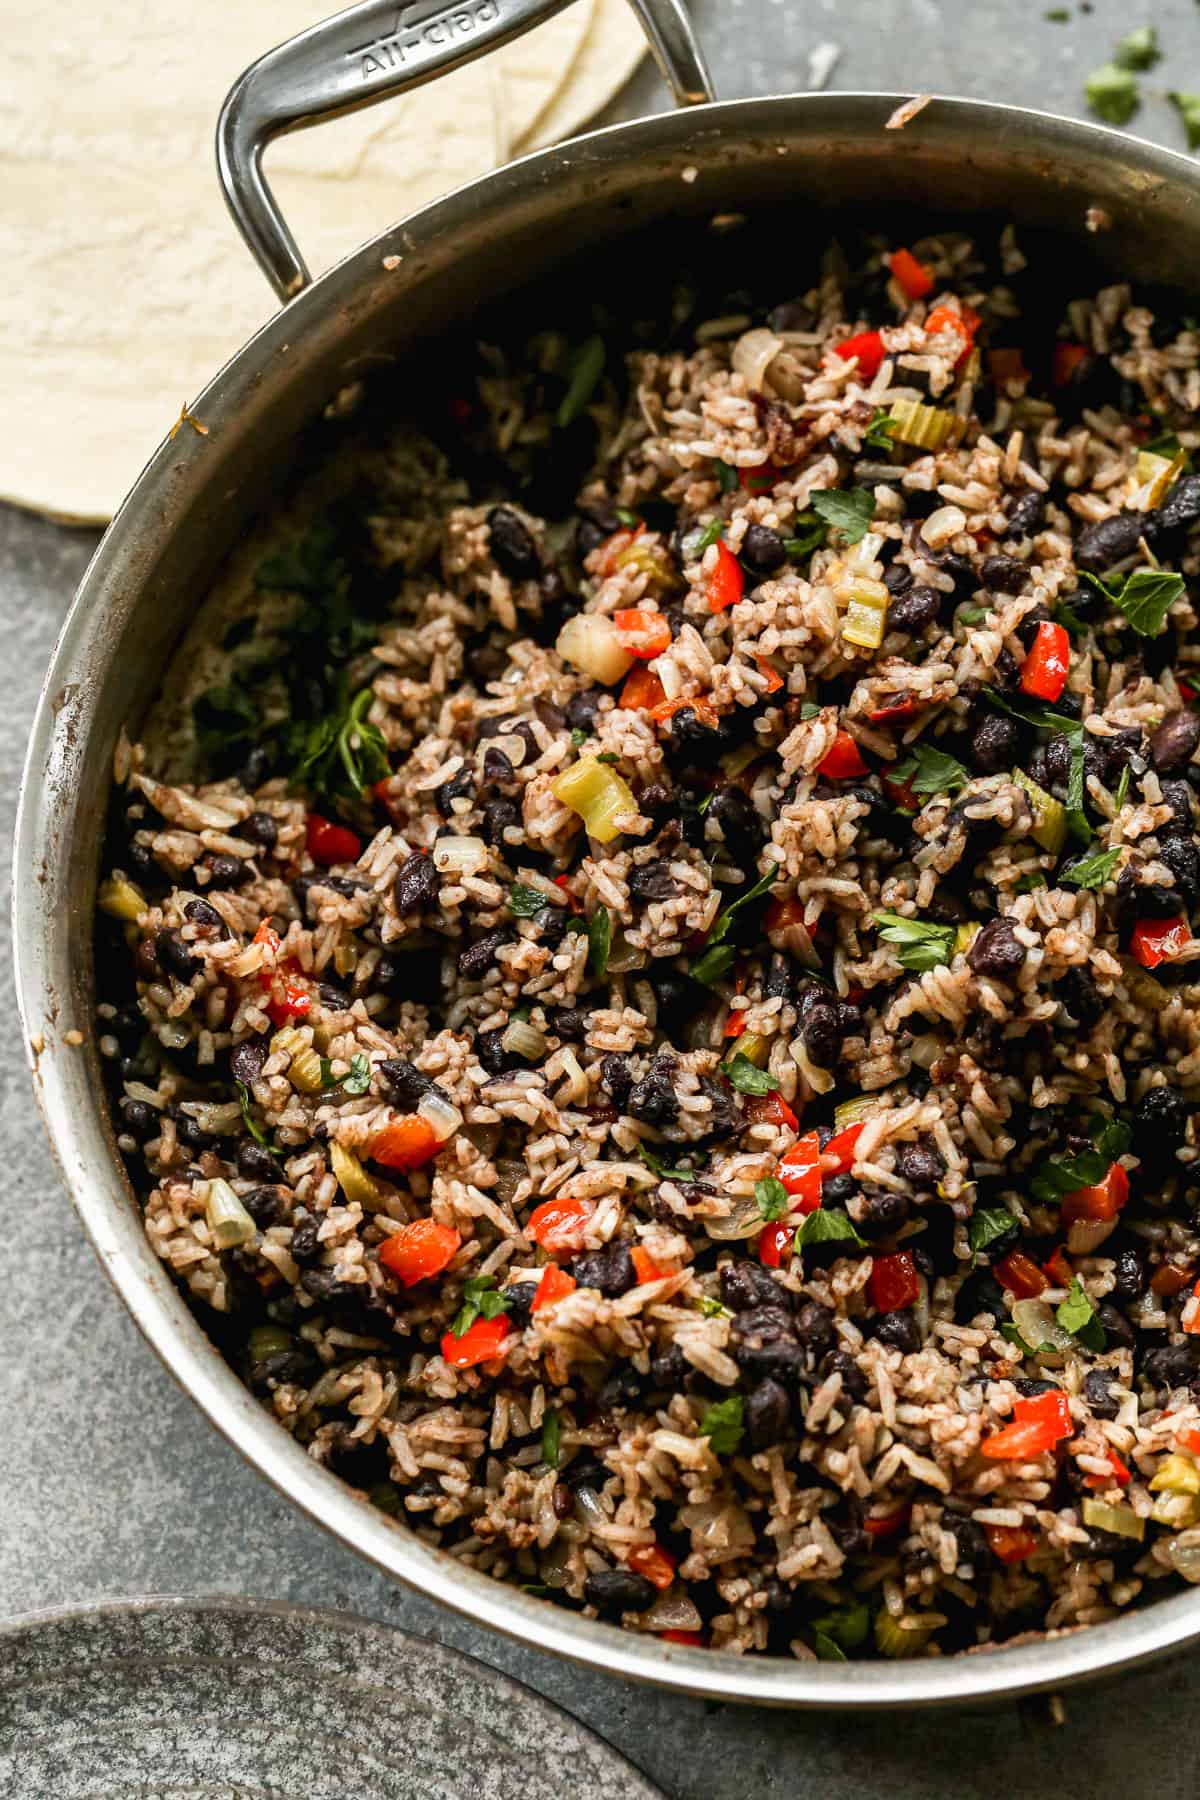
[534,696,567,734]
[173,1111,220,1153]
[1097,1302,1136,1351]
[720,1259,782,1314]
[802,999,844,1069]
[377,1060,434,1111]
[435,768,476,815]
[1142,1340,1200,1394]
[821,1346,867,1402]
[244,1185,289,1227]
[1005,492,1045,539]
[1160,780,1195,836]
[946,1514,990,1571]
[569,1244,637,1297]
[895,1141,945,1189]
[1013,1377,1058,1396]
[1113,1246,1145,1302]
[290,1216,321,1263]
[1150,710,1200,772]
[851,1187,910,1242]
[888,585,942,632]
[873,1311,922,1353]
[649,1344,689,1390]
[967,917,1026,981]
[1161,836,1200,911]
[954,1270,1006,1324]
[1077,1524,1137,1562]
[564,1456,609,1494]
[481,797,520,847]
[488,505,540,580]
[550,1006,589,1042]
[465,634,508,686]
[457,929,508,980]
[1056,966,1103,1030]
[157,930,200,982]
[242,810,278,849]
[979,554,1026,594]
[763,953,791,1002]
[820,1174,854,1207]
[230,1039,268,1085]
[504,1281,538,1328]
[746,1377,792,1449]
[1157,474,1200,532]
[628,860,677,904]
[118,1097,158,1139]
[768,298,815,332]
[598,1366,644,1413]
[793,1299,835,1352]
[565,688,602,733]
[742,523,787,573]
[394,851,439,917]
[1082,1368,1120,1421]
[185,897,224,929]
[576,507,620,561]
[299,1267,361,1304]
[1074,510,1143,573]
[628,1064,679,1126]
[600,1054,633,1111]
[665,705,727,754]
[1133,1083,1190,1150]
[969,712,1020,776]
[237,1140,286,1182]
[132,938,160,981]
[584,1569,656,1614]
[732,1305,804,1381]
[482,746,514,785]
[696,1074,742,1142]
[474,1028,517,1076]
[203,853,247,889]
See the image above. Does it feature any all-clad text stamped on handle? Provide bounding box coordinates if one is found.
[350,0,504,79]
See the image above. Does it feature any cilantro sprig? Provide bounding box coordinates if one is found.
[891,742,968,798]
[1057,1277,1106,1351]
[451,1275,512,1338]
[810,488,876,546]
[1083,568,1186,637]
[691,865,779,987]
[872,911,957,973]
[700,1395,745,1455]
[1030,1115,1131,1203]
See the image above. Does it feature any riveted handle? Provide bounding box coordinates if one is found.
[217,0,714,302]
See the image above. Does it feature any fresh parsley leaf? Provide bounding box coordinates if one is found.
[319,1056,336,1090]
[1030,1115,1129,1202]
[813,1631,847,1662]
[509,882,549,917]
[541,1407,562,1468]
[1095,1115,1132,1161]
[704,865,779,950]
[1000,1321,1039,1357]
[799,701,821,720]
[754,1176,789,1221]
[1057,1276,1107,1350]
[452,1275,512,1338]
[1114,25,1159,70]
[236,1080,269,1147]
[1171,91,1200,152]
[341,1053,372,1097]
[1013,871,1048,893]
[557,334,605,427]
[811,1600,871,1652]
[872,910,957,973]
[794,1207,865,1250]
[699,1395,745,1455]
[615,506,642,527]
[724,1057,780,1096]
[783,514,828,562]
[968,1208,1017,1256]
[692,518,724,555]
[1083,567,1186,636]
[891,742,968,797]
[698,1295,730,1318]
[1114,764,1131,810]
[569,726,588,750]
[1060,845,1122,888]
[810,487,875,546]
[637,1142,704,1184]
[1086,62,1139,126]
[1143,429,1188,462]
[714,458,739,494]
[1055,598,1090,640]
[587,905,612,979]
[864,409,898,452]
[595,751,621,765]
[958,605,989,625]
[983,688,1081,736]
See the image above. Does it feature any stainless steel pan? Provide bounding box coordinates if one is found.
[17,0,1200,1705]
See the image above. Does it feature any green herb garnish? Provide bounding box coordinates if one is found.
[724,1057,780,1096]
[699,1395,745,1455]
[692,518,724,555]
[872,910,957,973]
[1114,25,1159,70]
[1083,567,1186,637]
[508,883,549,917]
[864,409,898,452]
[958,605,989,625]
[890,742,968,797]
[236,1080,269,1147]
[587,905,612,978]
[638,1142,704,1184]
[1060,844,1122,889]
[541,1408,562,1468]
[570,726,588,748]
[968,1208,1017,1256]
[1057,1277,1107,1351]
[810,487,875,546]
[1085,63,1139,126]
[714,458,739,493]
[755,1176,789,1221]
[799,701,821,720]
[783,514,828,562]
[1171,92,1200,151]
[698,1295,730,1318]
[1114,765,1131,810]
[615,506,642,527]
[794,1208,865,1250]
[557,335,605,427]
[1030,1115,1131,1202]
[451,1275,512,1338]
[341,1052,372,1097]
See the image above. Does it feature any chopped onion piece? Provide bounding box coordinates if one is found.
[732,326,783,393]
[432,836,487,877]
[1011,1298,1075,1353]
[1081,1498,1144,1541]
[501,1019,547,1061]
[703,1195,767,1241]
[574,1484,607,1527]
[556,613,634,686]
[417,1088,463,1143]
[642,1588,703,1632]
[491,732,528,768]
[1166,1529,1200,1581]
[204,1178,257,1248]
[1066,1215,1119,1257]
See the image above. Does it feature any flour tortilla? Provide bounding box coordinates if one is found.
[514,0,648,151]
[2,0,641,523]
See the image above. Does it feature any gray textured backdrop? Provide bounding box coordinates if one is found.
[7,2,1200,1792]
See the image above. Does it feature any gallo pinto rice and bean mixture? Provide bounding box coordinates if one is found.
[96,229,1200,1660]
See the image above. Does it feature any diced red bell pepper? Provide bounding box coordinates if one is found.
[660,1628,706,1646]
[869,1250,920,1313]
[1061,1162,1129,1227]
[370,1114,441,1172]
[758,1221,794,1267]
[619,664,668,712]
[817,730,869,781]
[252,920,281,955]
[1177,1425,1200,1456]
[925,302,980,364]
[1042,1246,1073,1287]
[532,1265,577,1311]
[526,1195,592,1253]
[1184,1280,1200,1335]
[598,526,642,577]
[738,461,775,494]
[627,1543,677,1588]
[777,1129,823,1212]
[868,693,921,726]
[755,655,784,694]
[1052,342,1089,387]
[993,1250,1047,1299]
[1131,916,1191,969]
[266,984,311,1028]
[306,813,362,867]
[822,1122,865,1175]
[981,1389,1072,1460]
[1085,1449,1132,1489]
[834,330,886,378]
[707,541,745,613]
[764,896,806,938]
[631,1246,671,1284]
[985,1523,1040,1564]
[379,1219,462,1286]
[1178,674,1199,706]
[863,1504,910,1539]
[882,769,920,811]
[441,1314,512,1368]
[724,1010,748,1040]
[650,694,721,731]
[1152,1262,1194,1298]
[890,248,934,300]
[614,608,672,659]
[744,1090,800,1132]
[1019,620,1070,702]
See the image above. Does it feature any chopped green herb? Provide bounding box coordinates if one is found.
[799,701,821,720]
[1114,25,1159,69]
[541,1407,562,1468]
[452,1275,512,1338]
[319,1056,336,1090]
[557,334,605,427]
[1013,871,1048,893]
[810,487,876,546]
[691,518,724,556]
[691,944,736,987]
[1031,1114,1131,1202]
[289,683,390,812]
[703,865,779,951]
[698,1295,730,1318]
[872,910,957,973]
[1083,567,1186,637]
[811,1600,871,1652]
[890,742,968,798]
[724,1056,780,1096]
[615,506,642,527]
[783,514,828,562]
[983,688,1082,735]
[1085,62,1139,126]
[236,1080,269,1147]
[570,726,588,748]
[1143,429,1189,462]
[1060,844,1122,889]
[1054,598,1090,640]
[754,1176,790,1221]
[1000,1321,1040,1357]
[1057,1276,1107,1351]
[595,751,621,765]
[1115,765,1131,810]
[813,1632,847,1662]
[864,409,898,452]
[1044,6,1069,18]
[587,905,612,979]
[341,1053,372,1097]
[508,882,549,917]
[638,1142,704,1184]
[968,1208,1017,1256]
[1171,92,1200,151]
[958,605,989,625]
[794,1207,865,1250]
[699,1395,745,1455]
[697,790,716,816]
[714,458,739,494]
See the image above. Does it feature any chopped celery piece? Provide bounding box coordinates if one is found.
[889,399,954,451]
[733,1031,769,1069]
[204,1178,256,1249]
[842,580,889,649]
[834,1094,880,1131]
[331,1141,381,1210]
[248,1324,293,1360]
[1082,1498,1144,1541]
[552,756,638,844]
[954,922,980,957]
[98,875,147,922]
[1150,1453,1200,1496]
[1013,767,1068,853]
[874,1609,934,1659]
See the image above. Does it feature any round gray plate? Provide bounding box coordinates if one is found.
[0,1597,665,1799]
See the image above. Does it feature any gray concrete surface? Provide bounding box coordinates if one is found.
[7,2,1200,1793]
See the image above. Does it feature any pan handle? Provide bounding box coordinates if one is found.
[217,0,714,302]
